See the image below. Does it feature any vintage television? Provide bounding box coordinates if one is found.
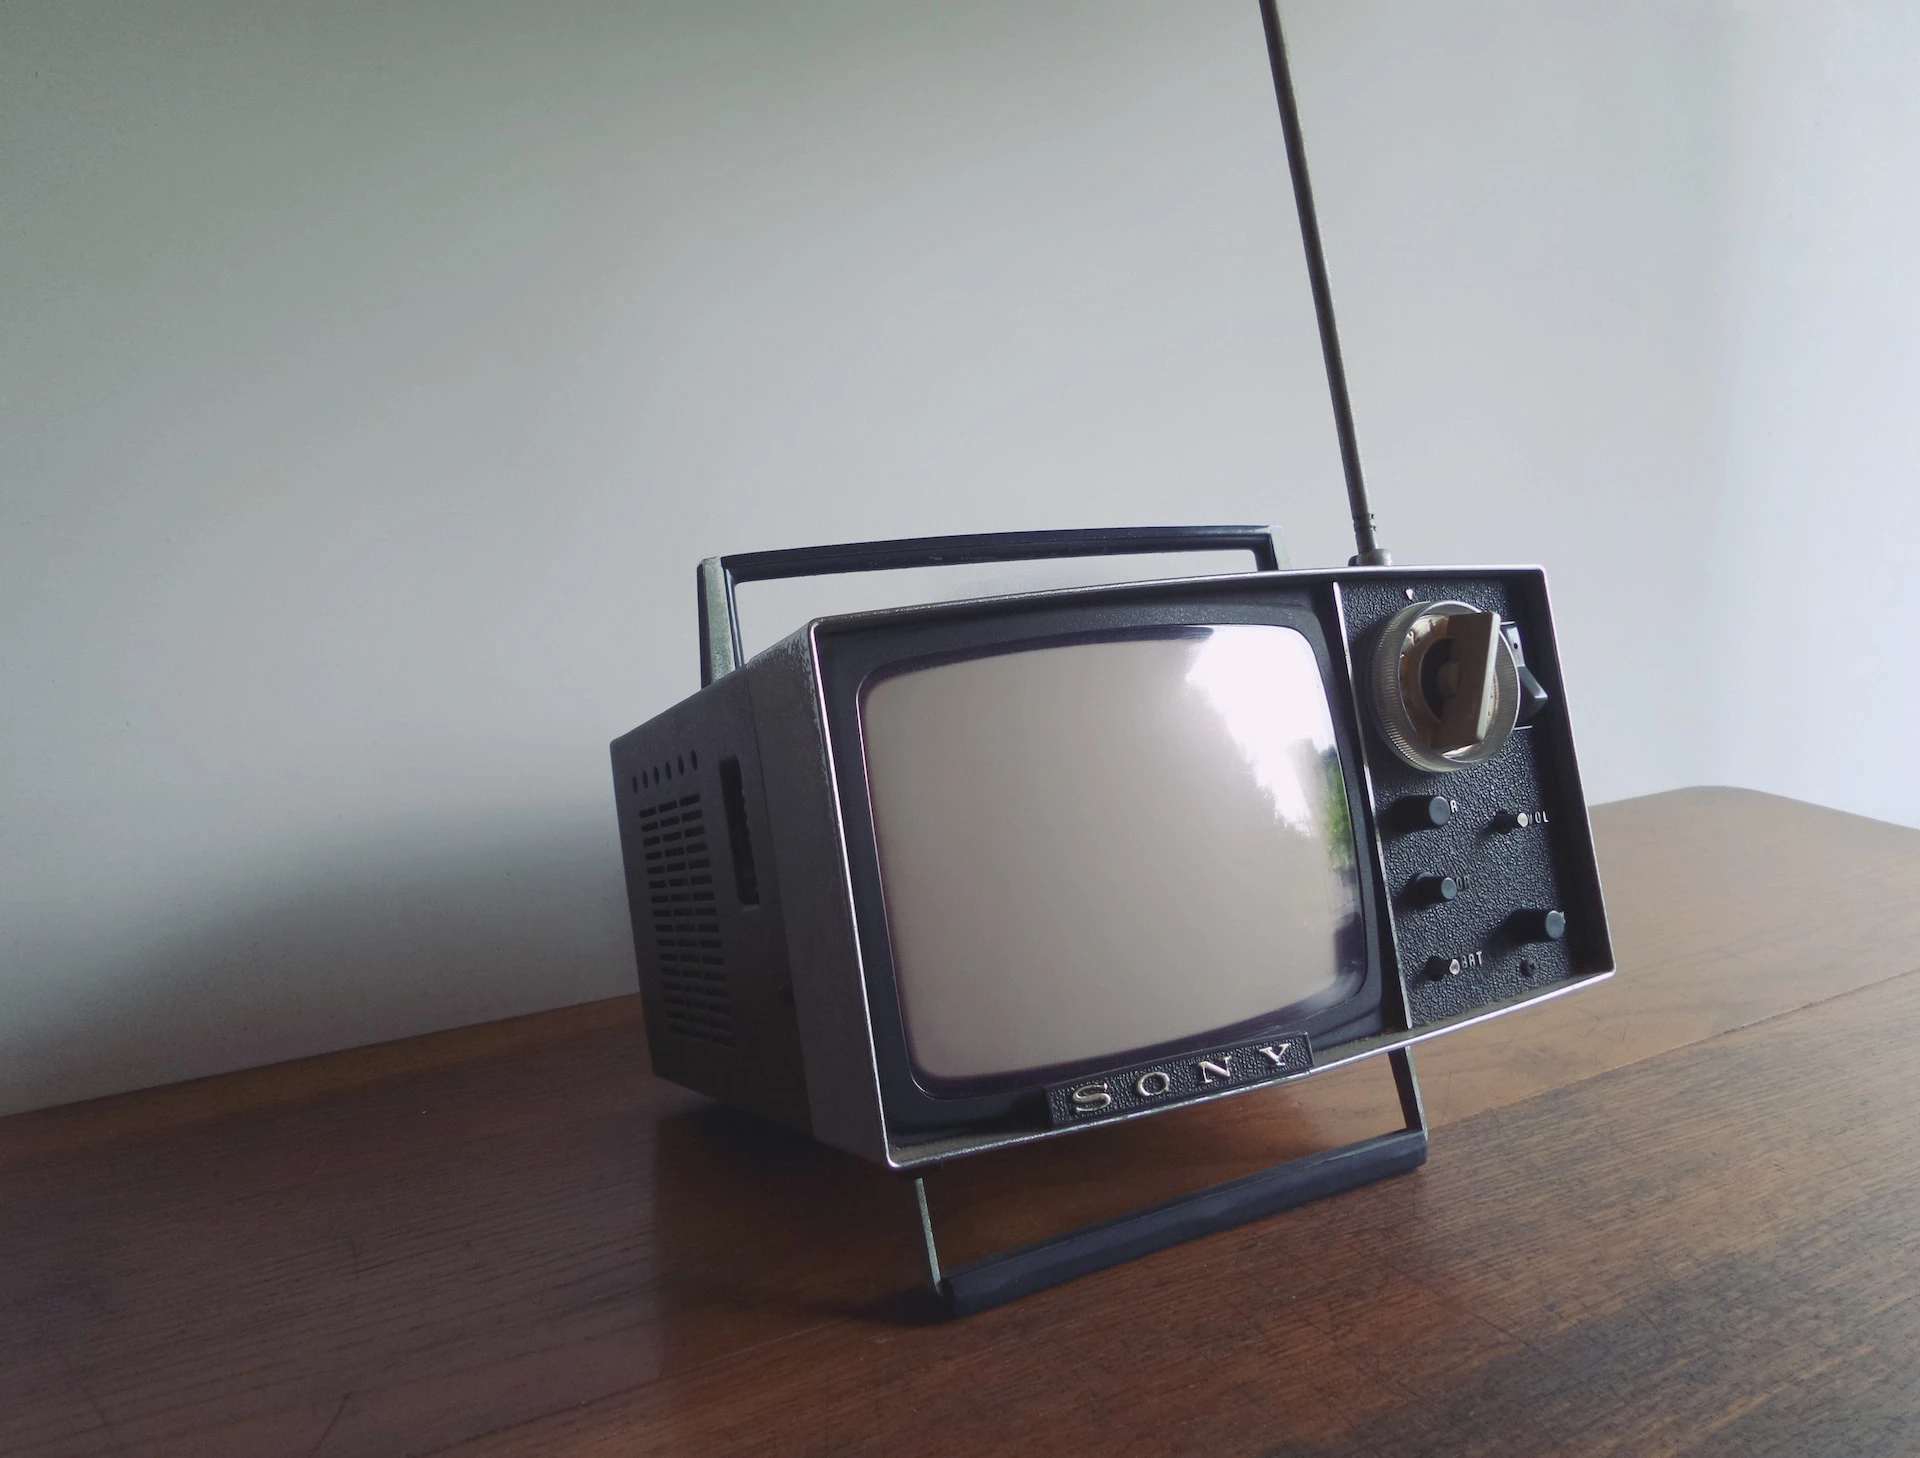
[610,530,1612,1311]
[608,3,1613,1313]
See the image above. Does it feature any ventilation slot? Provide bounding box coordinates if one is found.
[639,793,732,1047]
[719,757,761,906]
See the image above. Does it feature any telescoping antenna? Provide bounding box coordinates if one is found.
[1257,0,1391,567]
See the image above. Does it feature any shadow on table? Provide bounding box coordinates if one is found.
[651,1102,945,1326]
[649,1057,1410,1328]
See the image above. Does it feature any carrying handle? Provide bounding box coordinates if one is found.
[697,525,1284,685]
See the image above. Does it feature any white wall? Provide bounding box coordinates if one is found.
[2,0,1914,1114]
[1701,1,1920,825]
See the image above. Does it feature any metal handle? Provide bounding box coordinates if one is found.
[697,525,1284,685]
[918,1047,1428,1318]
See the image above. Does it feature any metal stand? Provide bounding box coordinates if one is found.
[913,1048,1427,1318]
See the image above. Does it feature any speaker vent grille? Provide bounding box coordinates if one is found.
[639,793,732,1046]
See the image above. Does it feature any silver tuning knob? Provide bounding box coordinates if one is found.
[1369,600,1521,773]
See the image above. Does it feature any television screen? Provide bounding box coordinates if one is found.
[860,625,1366,1090]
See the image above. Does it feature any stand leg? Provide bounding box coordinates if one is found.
[913,1170,943,1295]
[913,1048,1428,1317]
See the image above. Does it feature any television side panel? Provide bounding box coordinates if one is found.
[745,631,893,1166]
[610,671,810,1130]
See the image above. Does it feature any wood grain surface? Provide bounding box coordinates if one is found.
[3,786,1918,1457]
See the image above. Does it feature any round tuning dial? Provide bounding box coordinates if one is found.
[1369,600,1522,773]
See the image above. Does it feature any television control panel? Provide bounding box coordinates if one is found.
[1339,572,1606,1028]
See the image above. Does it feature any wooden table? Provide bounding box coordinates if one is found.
[5,787,1920,1457]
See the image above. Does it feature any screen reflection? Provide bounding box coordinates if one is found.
[860,626,1365,1090]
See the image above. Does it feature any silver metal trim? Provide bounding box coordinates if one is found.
[1331,582,1410,1007]
[1532,570,1617,973]
[884,967,1614,1168]
[802,620,895,1159]
[745,633,892,1164]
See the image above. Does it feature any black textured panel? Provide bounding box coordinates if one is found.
[1341,576,1584,1027]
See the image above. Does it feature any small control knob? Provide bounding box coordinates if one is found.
[1517,665,1551,725]
[1409,874,1459,907]
[1393,794,1453,832]
[1501,622,1553,726]
[1490,809,1532,832]
[1511,908,1567,942]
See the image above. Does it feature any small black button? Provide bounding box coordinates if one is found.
[1511,908,1566,942]
[1393,795,1452,832]
[1409,873,1459,907]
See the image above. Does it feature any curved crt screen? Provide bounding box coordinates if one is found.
[859,625,1366,1090]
